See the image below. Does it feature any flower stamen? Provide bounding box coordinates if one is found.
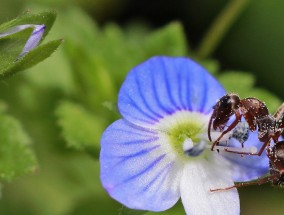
[155,111,212,159]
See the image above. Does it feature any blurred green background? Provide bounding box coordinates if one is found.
[0,0,284,214]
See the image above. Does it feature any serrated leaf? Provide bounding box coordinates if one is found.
[0,114,36,181]
[0,39,62,79]
[119,206,148,215]
[56,101,104,156]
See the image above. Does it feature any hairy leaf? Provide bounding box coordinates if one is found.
[56,101,104,157]
[0,114,36,181]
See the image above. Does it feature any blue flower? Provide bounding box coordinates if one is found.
[0,24,45,58]
[100,57,268,215]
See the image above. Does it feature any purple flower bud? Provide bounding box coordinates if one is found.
[0,24,46,58]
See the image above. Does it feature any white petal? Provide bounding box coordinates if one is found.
[180,155,240,215]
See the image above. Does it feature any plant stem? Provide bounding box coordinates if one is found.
[196,0,250,59]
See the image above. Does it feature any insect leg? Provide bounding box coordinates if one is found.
[210,174,278,192]
[211,111,242,151]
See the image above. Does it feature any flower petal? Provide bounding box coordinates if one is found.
[222,131,270,182]
[100,119,182,211]
[20,25,45,57]
[180,155,239,215]
[0,24,45,58]
[118,56,225,128]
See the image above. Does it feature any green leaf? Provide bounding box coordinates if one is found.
[0,100,7,113]
[61,8,190,109]
[217,71,255,96]
[0,39,63,79]
[0,28,33,71]
[0,114,36,181]
[0,11,60,79]
[63,43,117,109]
[144,22,188,56]
[198,59,220,75]
[0,11,56,40]
[119,206,148,215]
[56,101,105,156]
[58,7,100,53]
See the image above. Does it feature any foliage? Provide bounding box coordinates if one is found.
[0,11,62,78]
[0,111,36,181]
[0,10,60,194]
[0,3,282,215]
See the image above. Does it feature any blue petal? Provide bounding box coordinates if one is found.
[20,25,45,57]
[118,56,225,128]
[222,131,270,182]
[100,119,182,211]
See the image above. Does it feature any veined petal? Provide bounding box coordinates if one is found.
[222,131,270,182]
[180,155,239,215]
[100,119,182,211]
[118,56,225,128]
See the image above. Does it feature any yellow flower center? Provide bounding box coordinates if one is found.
[156,111,210,161]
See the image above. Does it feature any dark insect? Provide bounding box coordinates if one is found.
[208,93,284,153]
[208,93,284,191]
